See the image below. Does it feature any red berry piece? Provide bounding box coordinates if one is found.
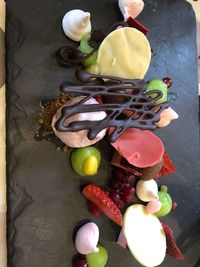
[124,172,135,186]
[113,168,125,181]
[109,192,121,203]
[109,192,124,210]
[109,181,123,191]
[116,198,124,210]
[172,202,178,210]
[72,254,89,267]
[121,185,134,203]
[121,194,133,204]
[123,184,134,194]
[163,77,172,88]
[87,201,102,217]
[114,168,135,185]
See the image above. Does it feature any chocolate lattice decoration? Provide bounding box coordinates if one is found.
[55,70,169,143]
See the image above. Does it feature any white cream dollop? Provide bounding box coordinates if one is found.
[75,222,99,255]
[51,96,107,148]
[136,179,158,202]
[62,9,91,41]
[118,0,144,20]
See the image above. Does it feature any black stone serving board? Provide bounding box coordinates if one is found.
[6,0,200,267]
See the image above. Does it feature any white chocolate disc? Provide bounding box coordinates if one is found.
[123,204,166,267]
[97,27,151,79]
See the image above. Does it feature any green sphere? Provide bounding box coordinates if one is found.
[86,245,108,267]
[160,185,168,193]
[155,191,172,217]
[71,146,101,176]
[146,79,168,105]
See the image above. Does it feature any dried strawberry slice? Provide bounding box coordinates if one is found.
[157,151,176,178]
[162,223,174,238]
[162,223,184,260]
[83,184,123,226]
[126,17,148,35]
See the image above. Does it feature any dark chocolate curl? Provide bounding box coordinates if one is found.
[55,70,169,143]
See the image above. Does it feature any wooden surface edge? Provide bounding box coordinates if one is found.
[0,0,7,266]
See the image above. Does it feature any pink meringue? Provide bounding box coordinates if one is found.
[51,97,107,148]
[146,199,162,214]
[155,107,179,128]
[118,0,144,20]
[75,222,99,255]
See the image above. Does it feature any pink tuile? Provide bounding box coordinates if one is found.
[117,229,128,249]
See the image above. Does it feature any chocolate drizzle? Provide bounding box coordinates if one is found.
[56,21,128,67]
[57,44,98,67]
[55,70,169,143]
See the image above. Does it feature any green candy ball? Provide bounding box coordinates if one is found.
[86,245,108,267]
[146,79,168,105]
[71,146,101,176]
[155,191,172,217]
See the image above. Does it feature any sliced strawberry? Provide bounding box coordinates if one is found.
[162,223,184,260]
[87,200,102,217]
[83,184,123,226]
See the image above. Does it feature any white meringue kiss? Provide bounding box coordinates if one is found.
[118,0,144,20]
[136,179,158,202]
[62,9,91,41]
[75,222,99,255]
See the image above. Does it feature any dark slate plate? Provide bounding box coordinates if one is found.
[6,0,200,267]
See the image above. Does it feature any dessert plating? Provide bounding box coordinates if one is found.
[35,2,183,267]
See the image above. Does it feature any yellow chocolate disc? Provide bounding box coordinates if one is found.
[97,27,151,79]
